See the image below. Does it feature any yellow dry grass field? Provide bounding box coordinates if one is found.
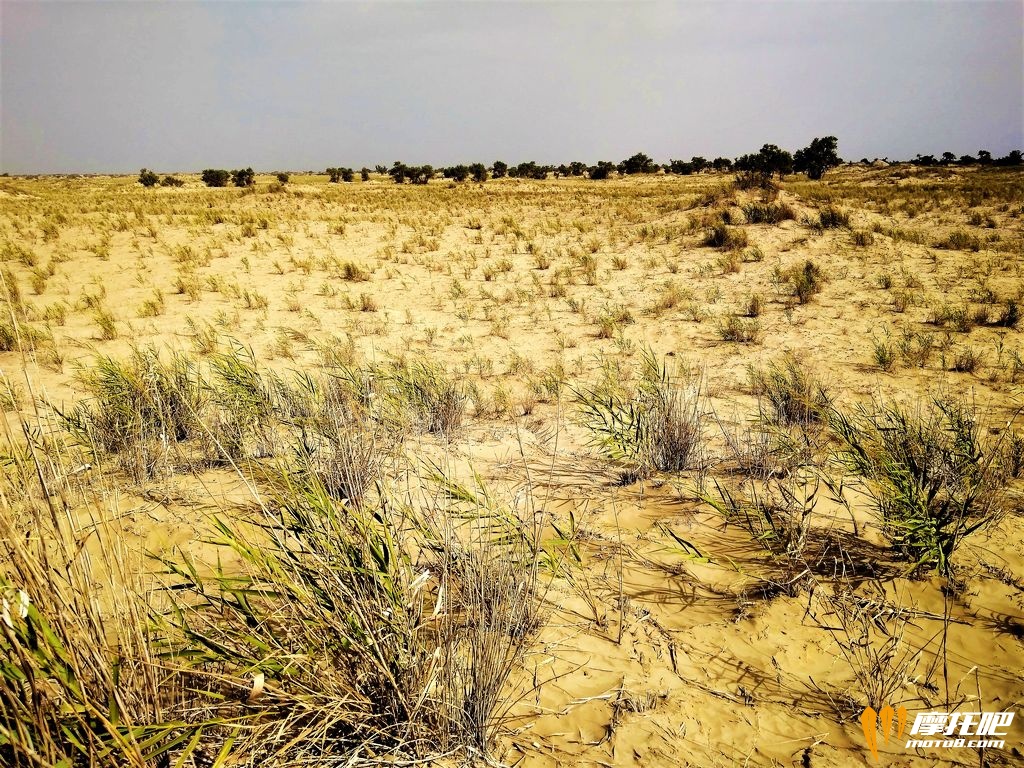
[1,166,1023,767]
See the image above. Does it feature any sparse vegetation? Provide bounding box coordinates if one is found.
[1,163,1022,767]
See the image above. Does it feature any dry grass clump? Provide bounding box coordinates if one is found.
[714,414,815,480]
[92,307,119,340]
[741,201,795,224]
[851,229,875,246]
[1,462,548,768]
[207,343,280,459]
[0,445,194,768]
[702,223,748,250]
[595,304,635,338]
[928,303,977,333]
[778,259,826,304]
[3,377,548,767]
[341,260,372,281]
[155,465,547,763]
[382,359,467,437]
[935,229,982,252]
[950,344,983,373]
[575,348,706,482]
[742,292,763,317]
[749,354,832,427]
[278,375,388,505]
[59,347,207,481]
[830,396,1006,576]
[717,313,760,343]
[424,475,551,752]
[995,298,1020,329]
[0,321,18,352]
[872,337,897,372]
[813,205,850,229]
[649,280,689,314]
[809,584,925,714]
[0,318,35,352]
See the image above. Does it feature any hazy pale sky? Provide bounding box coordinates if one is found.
[1,1,1021,174]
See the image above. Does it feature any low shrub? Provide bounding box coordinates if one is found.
[816,206,850,229]
[742,202,795,224]
[703,224,748,250]
[749,355,832,427]
[575,349,706,481]
[830,397,1006,576]
[781,259,826,304]
[935,230,981,251]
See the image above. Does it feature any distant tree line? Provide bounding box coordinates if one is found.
[905,149,1023,167]
[140,137,1022,188]
[379,137,840,184]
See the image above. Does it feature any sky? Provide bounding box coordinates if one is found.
[1,1,1021,174]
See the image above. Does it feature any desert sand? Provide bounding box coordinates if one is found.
[1,166,1022,767]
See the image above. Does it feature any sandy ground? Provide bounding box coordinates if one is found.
[1,167,1023,766]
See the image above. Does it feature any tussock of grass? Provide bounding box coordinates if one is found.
[851,229,875,246]
[207,343,280,459]
[813,206,850,229]
[749,355,832,427]
[717,314,760,343]
[830,396,1006,576]
[156,465,548,762]
[0,446,195,768]
[742,201,795,224]
[702,223,748,250]
[383,359,467,437]
[0,320,20,352]
[59,348,206,480]
[575,348,706,482]
[779,259,826,304]
[935,229,981,252]
[341,260,372,281]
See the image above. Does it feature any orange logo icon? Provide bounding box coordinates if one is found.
[862,704,908,760]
